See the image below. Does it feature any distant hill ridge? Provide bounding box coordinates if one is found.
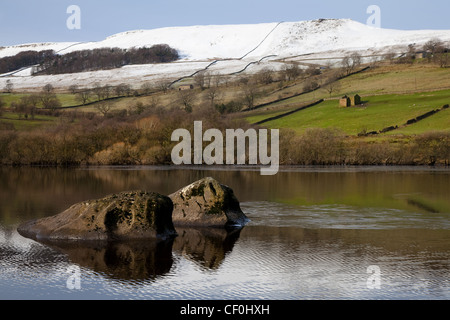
[2,19,450,61]
[2,19,450,91]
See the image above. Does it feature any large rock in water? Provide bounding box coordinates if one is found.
[169,177,249,228]
[17,191,177,241]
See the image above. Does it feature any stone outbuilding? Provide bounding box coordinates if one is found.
[340,94,361,107]
[350,94,361,106]
[339,96,351,107]
[178,84,194,91]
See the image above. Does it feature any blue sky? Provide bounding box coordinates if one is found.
[1,0,449,46]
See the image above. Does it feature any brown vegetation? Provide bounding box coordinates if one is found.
[0,98,255,166]
[1,102,448,167]
[279,128,449,166]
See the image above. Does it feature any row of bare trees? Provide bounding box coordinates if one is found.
[423,38,449,67]
[192,62,313,93]
[70,82,154,106]
[382,38,449,67]
[9,84,62,119]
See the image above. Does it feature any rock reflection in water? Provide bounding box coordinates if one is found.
[41,240,174,281]
[173,227,242,270]
[37,227,242,281]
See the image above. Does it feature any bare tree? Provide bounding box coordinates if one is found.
[237,76,251,87]
[303,80,320,92]
[22,95,40,119]
[282,63,302,81]
[305,65,321,77]
[93,83,104,101]
[147,96,160,109]
[350,52,362,68]
[383,50,397,64]
[211,72,222,88]
[11,95,41,120]
[124,84,133,97]
[341,56,352,74]
[323,75,342,98]
[157,80,171,94]
[4,80,13,93]
[242,83,258,110]
[39,84,61,110]
[140,82,153,95]
[11,101,24,119]
[69,85,79,95]
[194,70,208,90]
[76,89,92,105]
[95,101,112,116]
[434,45,449,68]
[43,83,55,94]
[178,89,195,112]
[256,67,275,85]
[424,38,444,61]
[398,44,417,64]
[341,52,362,75]
[41,96,62,110]
[102,85,112,99]
[203,71,213,89]
[115,83,129,97]
[206,86,221,108]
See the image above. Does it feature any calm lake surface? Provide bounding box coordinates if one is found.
[0,166,449,300]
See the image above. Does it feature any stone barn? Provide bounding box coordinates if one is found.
[339,96,351,107]
[415,51,429,59]
[350,94,361,106]
[340,94,361,107]
[179,84,194,91]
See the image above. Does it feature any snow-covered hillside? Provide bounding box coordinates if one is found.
[1,19,450,91]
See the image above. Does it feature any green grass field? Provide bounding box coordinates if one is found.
[337,63,450,96]
[0,93,79,108]
[0,93,28,106]
[384,107,450,135]
[0,112,57,130]
[2,62,450,137]
[247,89,450,136]
[0,93,78,130]
[244,63,450,133]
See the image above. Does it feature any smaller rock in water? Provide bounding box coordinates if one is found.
[17,191,177,241]
[169,177,249,228]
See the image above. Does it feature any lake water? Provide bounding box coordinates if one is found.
[0,166,449,300]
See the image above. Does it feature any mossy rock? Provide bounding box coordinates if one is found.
[18,191,177,241]
[169,177,249,228]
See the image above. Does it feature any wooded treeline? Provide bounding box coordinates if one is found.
[0,44,180,75]
[0,50,54,74]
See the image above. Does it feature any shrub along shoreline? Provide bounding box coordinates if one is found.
[0,105,448,167]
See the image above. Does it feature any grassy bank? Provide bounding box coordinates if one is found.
[247,89,450,136]
[1,61,449,167]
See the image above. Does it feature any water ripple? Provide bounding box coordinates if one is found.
[241,201,450,230]
[2,207,450,300]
